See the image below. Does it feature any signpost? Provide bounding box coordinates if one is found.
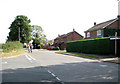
[110,32,120,56]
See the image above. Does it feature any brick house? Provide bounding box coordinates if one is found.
[84,16,120,39]
[54,29,83,49]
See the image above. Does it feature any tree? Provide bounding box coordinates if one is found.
[7,15,32,43]
[31,25,47,49]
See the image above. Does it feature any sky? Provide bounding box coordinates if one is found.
[0,0,119,43]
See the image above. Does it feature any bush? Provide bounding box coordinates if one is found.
[2,41,23,53]
[66,37,120,55]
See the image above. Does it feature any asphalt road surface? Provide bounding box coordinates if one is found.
[1,50,119,83]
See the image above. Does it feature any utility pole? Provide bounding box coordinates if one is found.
[18,27,20,41]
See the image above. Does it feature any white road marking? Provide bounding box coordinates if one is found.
[47,69,64,84]
[25,55,31,61]
[56,77,61,81]
[41,80,52,82]
[51,73,56,77]
[4,62,7,64]
[2,62,8,64]
[100,65,108,67]
[47,70,51,73]
[27,54,36,60]
[25,54,37,63]
[25,54,64,83]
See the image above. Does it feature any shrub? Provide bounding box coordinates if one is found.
[2,41,23,53]
[66,37,120,55]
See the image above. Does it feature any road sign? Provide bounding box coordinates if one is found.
[110,32,119,56]
[110,38,120,40]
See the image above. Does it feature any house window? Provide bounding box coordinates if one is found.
[97,30,101,36]
[87,32,90,38]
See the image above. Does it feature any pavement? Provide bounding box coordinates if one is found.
[98,57,120,64]
[55,50,120,64]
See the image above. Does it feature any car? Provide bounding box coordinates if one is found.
[47,46,56,49]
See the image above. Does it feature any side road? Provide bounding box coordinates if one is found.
[2,49,119,64]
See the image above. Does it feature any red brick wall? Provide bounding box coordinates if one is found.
[67,32,83,42]
[85,29,104,39]
[54,31,83,49]
[107,20,120,29]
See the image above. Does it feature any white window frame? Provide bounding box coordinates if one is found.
[97,30,101,36]
[87,32,90,38]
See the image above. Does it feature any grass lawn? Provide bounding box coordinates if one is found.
[56,52,99,59]
[0,49,26,58]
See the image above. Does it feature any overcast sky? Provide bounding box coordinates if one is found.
[0,0,119,43]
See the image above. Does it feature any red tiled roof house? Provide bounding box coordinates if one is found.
[54,29,83,49]
[84,16,120,39]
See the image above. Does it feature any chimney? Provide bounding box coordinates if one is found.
[73,28,75,31]
[118,15,120,29]
[94,22,96,26]
[117,15,120,18]
[58,34,60,37]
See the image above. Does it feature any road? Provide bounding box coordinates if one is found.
[1,50,119,83]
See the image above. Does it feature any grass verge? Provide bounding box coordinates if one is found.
[56,52,99,59]
[0,49,26,58]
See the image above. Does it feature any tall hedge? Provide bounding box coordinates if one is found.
[66,37,120,55]
[2,41,23,52]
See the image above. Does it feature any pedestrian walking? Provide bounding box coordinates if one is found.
[30,45,33,53]
[28,45,30,53]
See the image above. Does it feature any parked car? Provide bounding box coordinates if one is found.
[47,46,56,49]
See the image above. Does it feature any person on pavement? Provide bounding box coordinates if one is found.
[30,45,33,53]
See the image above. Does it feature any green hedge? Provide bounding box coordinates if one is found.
[2,41,23,52]
[66,37,120,55]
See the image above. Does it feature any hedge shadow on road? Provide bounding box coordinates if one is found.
[1,61,119,84]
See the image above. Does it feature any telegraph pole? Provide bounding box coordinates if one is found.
[18,27,20,41]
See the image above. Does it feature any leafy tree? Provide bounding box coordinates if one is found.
[7,15,32,43]
[31,25,47,49]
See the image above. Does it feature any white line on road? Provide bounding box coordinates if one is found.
[25,55,31,61]
[25,54,36,63]
[27,54,36,60]
[56,77,61,81]
[100,64,108,67]
[47,69,64,84]
[2,62,8,64]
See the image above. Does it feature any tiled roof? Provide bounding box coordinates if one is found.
[54,32,73,40]
[84,18,118,32]
[54,31,83,40]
